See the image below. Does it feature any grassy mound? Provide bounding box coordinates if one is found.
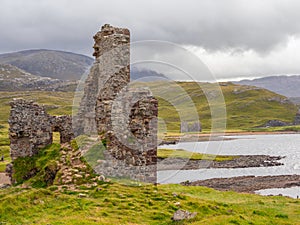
[0,182,299,224]
[12,144,61,187]
[11,142,101,188]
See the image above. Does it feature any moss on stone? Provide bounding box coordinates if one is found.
[12,143,61,187]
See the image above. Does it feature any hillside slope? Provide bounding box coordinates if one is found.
[148,82,298,131]
[235,75,300,98]
[0,83,298,172]
[0,82,297,132]
[0,49,93,80]
[0,64,77,91]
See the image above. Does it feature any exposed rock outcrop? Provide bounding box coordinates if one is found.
[264,120,289,127]
[157,155,284,170]
[172,209,197,221]
[182,175,300,193]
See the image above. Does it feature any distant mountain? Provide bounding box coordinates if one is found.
[0,49,93,80]
[0,64,77,92]
[235,75,300,98]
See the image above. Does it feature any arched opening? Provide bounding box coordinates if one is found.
[52,131,60,144]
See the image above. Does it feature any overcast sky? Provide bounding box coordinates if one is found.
[1,0,300,80]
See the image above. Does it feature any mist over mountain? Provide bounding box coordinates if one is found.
[235,75,300,98]
[0,49,93,80]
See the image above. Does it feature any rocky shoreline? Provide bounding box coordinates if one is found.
[157,155,284,170]
[181,175,300,193]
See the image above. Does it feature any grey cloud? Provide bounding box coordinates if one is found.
[1,0,300,56]
[1,0,300,80]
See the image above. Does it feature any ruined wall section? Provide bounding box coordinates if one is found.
[96,67,130,136]
[109,89,158,165]
[95,87,158,183]
[76,24,130,135]
[51,115,74,143]
[9,99,53,160]
[294,109,300,125]
[75,64,100,135]
[78,24,158,183]
[8,99,74,161]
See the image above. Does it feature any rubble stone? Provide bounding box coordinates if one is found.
[172,209,197,221]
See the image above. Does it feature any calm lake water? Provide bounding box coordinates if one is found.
[157,133,300,198]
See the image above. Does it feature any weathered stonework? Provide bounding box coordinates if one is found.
[76,24,130,135]
[77,24,158,183]
[9,99,53,160]
[8,99,74,161]
[7,24,158,184]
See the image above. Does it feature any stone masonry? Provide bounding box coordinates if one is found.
[8,99,74,160]
[77,24,158,183]
[7,24,158,184]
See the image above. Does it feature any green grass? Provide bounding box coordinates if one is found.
[12,143,61,187]
[0,84,298,171]
[158,149,237,161]
[0,124,10,172]
[153,82,298,132]
[249,125,300,132]
[0,182,299,224]
[0,91,74,172]
[0,86,299,224]
[83,143,105,167]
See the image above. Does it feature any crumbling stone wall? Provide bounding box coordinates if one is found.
[77,24,158,183]
[8,99,74,161]
[8,24,158,184]
[76,24,130,135]
[51,115,74,144]
[9,99,52,160]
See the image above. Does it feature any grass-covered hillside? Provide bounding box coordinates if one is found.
[0,82,298,171]
[0,82,297,132]
[0,84,299,224]
[148,81,298,132]
[0,179,299,224]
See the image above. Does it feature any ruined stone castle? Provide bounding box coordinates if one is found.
[8,99,74,160]
[7,24,158,183]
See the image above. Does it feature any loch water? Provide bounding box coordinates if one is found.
[157,134,300,198]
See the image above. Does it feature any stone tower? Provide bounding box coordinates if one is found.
[77,24,158,183]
